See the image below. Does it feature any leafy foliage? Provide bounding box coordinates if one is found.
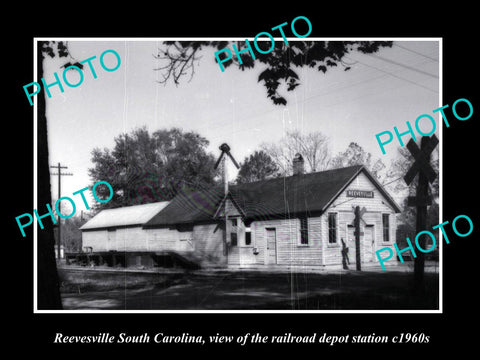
[54,216,87,253]
[88,127,219,210]
[40,41,83,70]
[41,41,70,59]
[330,142,387,182]
[387,146,439,197]
[236,150,280,184]
[157,41,393,105]
[388,145,440,233]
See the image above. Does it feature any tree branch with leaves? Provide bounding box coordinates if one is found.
[155,40,393,105]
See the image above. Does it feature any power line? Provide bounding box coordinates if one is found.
[393,43,439,62]
[188,47,439,141]
[382,175,405,187]
[366,53,439,79]
[202,72,396,142]
[198,56,438,140]
[348,57,438,94]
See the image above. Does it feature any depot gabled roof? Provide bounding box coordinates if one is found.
[144,165,401,228]
[80,201,170,231]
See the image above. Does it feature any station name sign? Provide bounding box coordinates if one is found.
[346,190,374,198]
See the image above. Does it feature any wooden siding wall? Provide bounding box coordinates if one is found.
[82,226,194,253]
[192,224,226,266]
[82,230,108,252]
[116,227,149,251]
[146,228,194,252]
[82,223,226,267]
[250,172,398,267]
[252,217,323,266]
[322,171,397,266]
[82,226,148,252]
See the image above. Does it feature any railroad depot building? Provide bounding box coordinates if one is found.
[79,162,400,269]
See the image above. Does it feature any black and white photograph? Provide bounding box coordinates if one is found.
[34,38,441,312]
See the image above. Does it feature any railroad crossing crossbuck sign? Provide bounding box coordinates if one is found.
[404,134,438,185]
[403,134,438,292]
[404,134,438,207]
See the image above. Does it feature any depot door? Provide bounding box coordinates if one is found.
[347,224,374,263]
[265,228,277,265]
[364,225,375,262]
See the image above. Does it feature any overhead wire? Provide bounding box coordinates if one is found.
[192,50,392,136]
[393,43,439,62]
[346,56,438,94]
[205,54,439,143]
[366,53,439,79]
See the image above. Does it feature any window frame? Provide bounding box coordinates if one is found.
[245,227,252,246]
[328,212,338,245]
[230,232,238,247]
[299,216,309,246]
[382,213,390,243]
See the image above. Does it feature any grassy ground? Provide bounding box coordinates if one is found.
[59,265,439,310]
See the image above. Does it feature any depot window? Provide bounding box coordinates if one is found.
[299,217,309,245]
[231,232,238,246]
[382,214,390,242]
[245,227,252,246]
[328,213,337,244]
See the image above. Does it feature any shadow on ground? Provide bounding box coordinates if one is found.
[59,268,439,310]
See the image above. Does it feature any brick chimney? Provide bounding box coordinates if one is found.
[292,153,305,175]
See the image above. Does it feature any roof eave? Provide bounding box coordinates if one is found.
[321,166,402,213]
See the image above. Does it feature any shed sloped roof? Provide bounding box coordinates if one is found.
[144,165,399,227]
[80,201,170,230]
[143,185,225,227]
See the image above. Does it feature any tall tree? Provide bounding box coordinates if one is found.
[37,41,79,310]
[54,216,86,253]
[88,127,219,210]
[388,145,440,244]
[155,41,393,105]
[387,146,439,198]
[330,142,387,182]
[236,150,279,184]
[261,130,332,175]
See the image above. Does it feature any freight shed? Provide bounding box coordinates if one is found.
[77,201,178,268]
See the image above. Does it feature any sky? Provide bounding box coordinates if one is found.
[41,39,440,214]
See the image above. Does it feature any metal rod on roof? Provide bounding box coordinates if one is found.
[214,143,239,258]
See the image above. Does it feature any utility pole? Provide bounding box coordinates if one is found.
[50,162,73,260]
[404,135,438,295]
[353,206,366,271]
